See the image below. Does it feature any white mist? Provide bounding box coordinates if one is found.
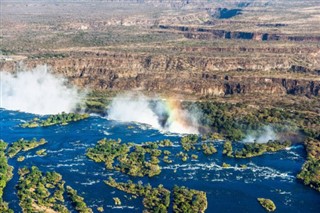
[0,65,83,115]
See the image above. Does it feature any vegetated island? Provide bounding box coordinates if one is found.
[221,140,291,158]
[257,198,276,212]
[180,135,217,155]
[105,177,208,213]
[17,166,92,213]
[7,138,47,158]
[105,177,170,212]
[297,138,320,192]
[0,140,14,213]
[66,186,93,213]
[21,112,89,128]
[86,138,174,177]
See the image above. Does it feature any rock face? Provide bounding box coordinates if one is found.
[1,52,319,97]
[158,25,320,42]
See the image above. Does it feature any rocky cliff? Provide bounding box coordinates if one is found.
[1,51,319,97]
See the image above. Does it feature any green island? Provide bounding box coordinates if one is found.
[180,135,199,151]
[0,140,14,213]
[201,142,217,155]
[17,156,25,162]
[7,138,47,158]
[180,135,217,155]
[17,166,92,213]
[297,138,320,191]
[233,140,291,158]
[173,185,208,213]
[257,198,276,212]
[105,177,170,212]
[21,112,89,128]
[17,166,68,212]
[86,138,176,177]
[105,178,208,213]
[36,149,47,156]
[66,186,93,213]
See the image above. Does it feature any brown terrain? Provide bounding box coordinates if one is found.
[1,0,320,104]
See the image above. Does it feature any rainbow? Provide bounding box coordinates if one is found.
[161,97,199,134]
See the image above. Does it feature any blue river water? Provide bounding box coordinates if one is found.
[0,109,319,212]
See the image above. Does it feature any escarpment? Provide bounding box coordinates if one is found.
[1,51,319,97]
[158,25,320,42]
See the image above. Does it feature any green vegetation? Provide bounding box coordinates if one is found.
[223,141,233,157]
[86,139,175,177]
[7,138,47,158]
[194,101,320,141]
[113,197,121,206]
[202,142,217,155]
[17,166,68,212]
[173,185,208,213]
[17,156,25,162]
[177,152,188,162]
[21,112,89,128]
[66,186,93,213]
[222,162,231,168]
[191,154,198,160]
[29,52,67,59]
[180,135,198,151]
[0,140,13,213]
[234,140,291,158]
[297,139,320,191]
[36,149,47,156]
[257,198,276,212]
[105,177,170,212]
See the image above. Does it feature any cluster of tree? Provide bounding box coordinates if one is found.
[191,101,319,141]
[105,177,170,212]
[87,139,175,177]
[36,149,47,156]
[180,135,199,151]
[173,186,208,213]
[233,140,291,158]
[176,152,188,162]
[105,178,208,213]
[29,53,67,59]
[21,112,90,128]
[66,186,93,213]
[17,166,92,213]
[180,135,217,156]
[0,140,13,213]
[202,142,217,155]
[297,139,320,192]
[222,141,233,157]
[7,138,47,158]
[17,166,68,212]
[257,198,276,212]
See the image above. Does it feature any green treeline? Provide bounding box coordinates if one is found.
[21,112,89,128]
[0,140,13,213]
[297,139,320,191]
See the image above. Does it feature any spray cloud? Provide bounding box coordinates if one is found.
[107,93,200,134]
[243,126,278,143]
[0,65,84,115]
